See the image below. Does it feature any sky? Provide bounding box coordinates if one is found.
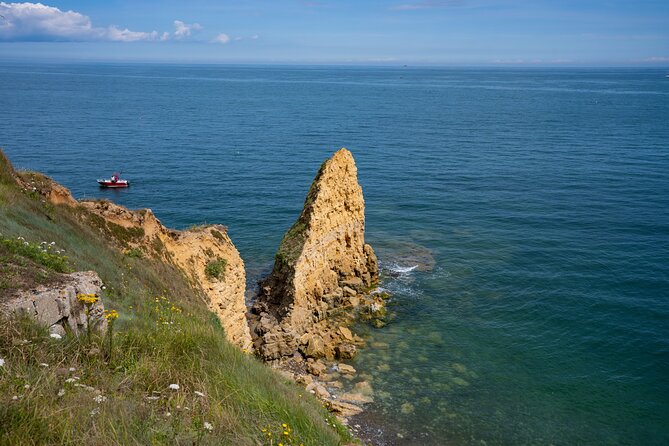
[0,1,668,65]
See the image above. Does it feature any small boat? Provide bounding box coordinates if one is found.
[98,172,129,188]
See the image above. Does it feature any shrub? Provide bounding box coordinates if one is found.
[204,258,227,280]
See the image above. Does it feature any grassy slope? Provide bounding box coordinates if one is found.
[0,151,351,445]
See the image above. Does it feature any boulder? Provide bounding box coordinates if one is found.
[307,359,327,376]
[339,326,354,341]
[338,364,356,375]
[335,343,357,359]
[302,334,326,358]
[326,400,363,417]
[2,271,107,336]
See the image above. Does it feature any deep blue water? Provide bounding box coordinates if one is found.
[2,63,669,445]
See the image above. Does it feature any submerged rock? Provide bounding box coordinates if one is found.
[251,148,379,360]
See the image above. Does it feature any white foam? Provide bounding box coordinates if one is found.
[390,264,418,274]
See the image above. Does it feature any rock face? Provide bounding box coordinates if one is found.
[251,148,378,360]
[1,271,107,336]
[78,200,252,351]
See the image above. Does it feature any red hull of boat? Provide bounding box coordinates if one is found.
[98,181,129,188]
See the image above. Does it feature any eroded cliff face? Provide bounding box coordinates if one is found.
[251,148,379,360]
[78,200,252,350]
[22,173,251,350]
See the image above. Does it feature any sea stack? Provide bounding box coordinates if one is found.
[251,148,378,361]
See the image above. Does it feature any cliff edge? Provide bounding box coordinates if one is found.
[251,148,378,360]
[14,167,251,350]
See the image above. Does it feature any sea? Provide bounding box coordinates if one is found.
[2,63,668,445]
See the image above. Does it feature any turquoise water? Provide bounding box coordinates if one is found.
[2,63,668,445]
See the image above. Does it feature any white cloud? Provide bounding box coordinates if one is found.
[250,34,259,40]
[173,20,202,39]
[0,2,160,41]
[213,33,230,44]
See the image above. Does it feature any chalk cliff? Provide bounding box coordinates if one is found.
[251,148,378,360]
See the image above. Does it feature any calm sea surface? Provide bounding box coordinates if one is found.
[2,63,668,445]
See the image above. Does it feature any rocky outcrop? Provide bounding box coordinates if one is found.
[1,271,107,336]
[78,200,252,351]
[251,148,378,360]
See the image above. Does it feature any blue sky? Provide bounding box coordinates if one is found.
[0,1,667,65]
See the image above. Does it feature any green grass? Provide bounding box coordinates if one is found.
[204,259,227,280]
[0,236,71,273]
[0,150,353,445]
[0,311,347,445]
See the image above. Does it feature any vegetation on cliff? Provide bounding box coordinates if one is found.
[0,150,352,445]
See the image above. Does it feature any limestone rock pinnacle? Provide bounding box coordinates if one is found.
[251,148,378,360]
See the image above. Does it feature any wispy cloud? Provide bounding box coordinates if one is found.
[644,56,669,62]
[391,0,464,11]
[173,20,202,39]
[0,2,161,41]
[213,33,230,44]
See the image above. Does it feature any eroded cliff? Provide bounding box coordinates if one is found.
[251,148,379,361]
[20,172,251,350]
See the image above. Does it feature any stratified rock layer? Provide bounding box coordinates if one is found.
[251,148,378,360]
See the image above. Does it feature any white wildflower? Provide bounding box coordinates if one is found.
[0,358,5,367]
[165,412,171,417]
[50,333,62,340]
[24,384,30,389]
[12,395,18,400]
[39,363,49,368]
[194,391,205,397]
[57,389,65,397]
[68,367,76,372]
[203,422,213,432]
[168,383,180,391]
[93,395,107,404]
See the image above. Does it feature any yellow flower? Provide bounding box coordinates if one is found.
[282,423,287,428]
[77,293,99,305]
[104,310,119,321]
